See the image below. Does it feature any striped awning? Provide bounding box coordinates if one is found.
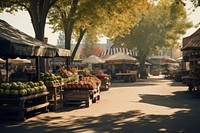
[99,47,137,57]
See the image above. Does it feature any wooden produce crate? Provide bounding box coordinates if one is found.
[63,86,100,107]
[0,92,49,121]
[96,74,111,91]
[99,77,111,91]
[46,83,63,111]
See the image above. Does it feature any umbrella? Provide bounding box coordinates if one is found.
[8,57,31,64]
[105,52,137,64]
[161,56,177,64]
[82,55,105,64]
[149,56,177,65]
[0,58,5,63]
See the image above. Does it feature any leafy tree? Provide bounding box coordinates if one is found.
[48,0,148,63]
[0,0,147,70]
[0,0,58,41]
[80,44,104,59]
[57,32,65,48]
[189,0,200,7]
[114,0,192,76]
[80,32,104,59]
[93,45,104,57]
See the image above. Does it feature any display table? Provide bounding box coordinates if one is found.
[46,83,63,111]
[0,92,49,121]
[115,72,137,82]
[63,86,100,107]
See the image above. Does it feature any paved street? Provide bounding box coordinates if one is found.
[1,75,200,133]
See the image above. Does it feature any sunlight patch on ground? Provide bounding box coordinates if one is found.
[159,128,167,132]
[135,103,190,115]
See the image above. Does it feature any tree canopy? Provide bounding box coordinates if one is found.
[47,0,148,62]
[2,0,193,72]
[114,0,192,75]
[79,31,104,59]
[0,0,58,41]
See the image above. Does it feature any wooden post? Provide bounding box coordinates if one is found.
[36,57,40,81]
[6,58,9,82]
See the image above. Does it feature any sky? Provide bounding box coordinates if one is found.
[0,11,61,45]
[0,0,199,45]
[183,0,200,36]
[0,11,108,45]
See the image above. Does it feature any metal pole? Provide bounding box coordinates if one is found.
[6,58,9,82]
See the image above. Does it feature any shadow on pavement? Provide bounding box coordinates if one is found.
[1,75,200,132]
[139,91,197,108]
[1,90,200,133]
[111,76,169,88]
[169,80,188,87]
[0,107,199,133]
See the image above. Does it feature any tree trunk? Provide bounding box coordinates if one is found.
[64,27,72,71]
[138,51,148,78]
[28,0,57,74]
[139,56,146,72]
[71,29,87,62]
[63,0,78,69]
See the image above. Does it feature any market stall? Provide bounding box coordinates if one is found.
[0,19,70,81]
[105,52,138,82]
[0,81,48,121]
[149,56,177,76]
[115,71,137,82]
[0,19,70,119]
[181,28,200,92]
[82,55,105,64]
[81,55,111,90]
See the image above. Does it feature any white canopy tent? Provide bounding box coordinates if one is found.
[82,55,105,64]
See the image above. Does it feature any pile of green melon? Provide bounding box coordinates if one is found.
[0,81,47,97]
[41,72,62,87]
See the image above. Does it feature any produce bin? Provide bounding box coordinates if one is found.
[0,92,49,121]
[96,74,111,91]
[62,76,101,107]
[46,83,63,111]
[63,86,100,107]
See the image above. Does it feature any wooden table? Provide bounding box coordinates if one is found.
[47,83,63,111]
[63,86,100,107]
[115,72,137,82]
[0,92,49,121]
